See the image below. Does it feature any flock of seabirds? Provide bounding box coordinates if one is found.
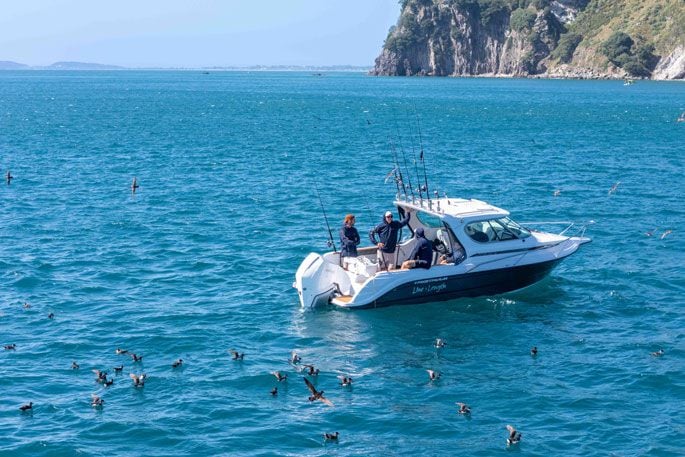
[2,172,671,447]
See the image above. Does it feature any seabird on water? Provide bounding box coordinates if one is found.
[230,350,245,360]
[71,361,80,370]
[304,377,334,407]
[303,364,319,376]
[115,348,128,355]
[531,346,538,357]
[91,395,104,407]
[290,351,301,364]
[506,425,522,446]
[434,338,446,349]
[323,432,339,441]
[456,402,471,415]
[427,370,441,381]
[270,387,278,396]
[47,313,54,319]
[172,358,183,368]
[338,376,353,387]
[130,353,143,362]
[272,371,288,382]
[113,365,124,372]
[19,402,33,412]
[651,348,664,357]
[130,373,147,387]
[4,344,16,350]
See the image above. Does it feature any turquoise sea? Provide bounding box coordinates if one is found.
[0,71,683,456]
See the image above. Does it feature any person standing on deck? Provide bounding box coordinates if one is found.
[369,210,410,270]
[339,214,360,270]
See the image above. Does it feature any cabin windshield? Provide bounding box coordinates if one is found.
[464,217,531,243]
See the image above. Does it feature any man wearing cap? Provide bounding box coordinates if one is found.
[369,210,411,270]
[401,227,432,270]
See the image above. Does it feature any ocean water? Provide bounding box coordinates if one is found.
[0,71,683,456]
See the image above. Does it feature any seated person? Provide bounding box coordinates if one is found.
[401,227,432,270]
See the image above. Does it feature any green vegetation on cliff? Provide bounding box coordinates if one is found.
[376,0,684,79]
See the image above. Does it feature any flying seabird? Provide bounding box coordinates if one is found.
[6,171,13,185]
[19,402,33,412]
[131,177,139,193]
[338,376,353,387]
[230,350,244,360]
[304,377,334,407]
[323,432,339,441]
[92,369,108,382]
[434,338,446,348]
[660,230,672,240]
[651,348,664,357]
[172,358,183,368]
[427,369,441,381]
[130,353,143,362]
[71,361,80,370]
[553,189,561,197]
[272,371,288,382]
[506,425,522,446]
[608,181,621,195]
[91,395,104,407]
[4,344,16,350]
[531,346,538,357]
[130,373,147,387]
[456,402,471,415]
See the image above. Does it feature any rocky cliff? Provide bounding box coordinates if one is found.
[372,0,685,79]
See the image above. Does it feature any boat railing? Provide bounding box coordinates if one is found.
[521,220,594,238]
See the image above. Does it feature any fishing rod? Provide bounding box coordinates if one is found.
[414,104,431,209]
[388,137,407,200]
[405,110,424,206]
[314,183,337,253]
[394,119,415,203]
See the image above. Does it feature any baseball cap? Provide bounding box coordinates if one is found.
[385,211,392,217]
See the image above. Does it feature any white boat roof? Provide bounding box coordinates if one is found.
[396,197,509,220]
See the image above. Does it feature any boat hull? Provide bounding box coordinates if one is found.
[352,258,561,309]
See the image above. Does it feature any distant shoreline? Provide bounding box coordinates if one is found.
[0,61,373,72]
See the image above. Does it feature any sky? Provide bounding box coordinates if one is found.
[0,0,401,67]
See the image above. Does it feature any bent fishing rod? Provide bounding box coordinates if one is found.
[314,183,337,253]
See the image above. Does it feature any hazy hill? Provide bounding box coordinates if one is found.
[372,0,685,79]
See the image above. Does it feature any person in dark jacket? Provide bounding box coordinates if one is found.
[401,227,432,270]
[369,210,411,270]
[339,214,360,269]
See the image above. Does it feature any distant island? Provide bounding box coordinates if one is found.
[372,0,685,80]
[0,61,371,72]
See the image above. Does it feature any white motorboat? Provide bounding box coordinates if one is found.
[294,196,591,309]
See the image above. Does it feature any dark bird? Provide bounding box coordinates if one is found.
[324,432,339,441]
[230,350,244,360]
[91,395,104,407]
[47,312,54,319]
[506,425,522,446]
[6,170,13,185]
[131,177,139,193]
[113,365,124,373]
[172,358,183,368]
[71,361,80,370]
[456,402,471,415]
[645,228,657,237]
[4,344,16,350]
[651,348,664,357]
[130,353,143,362]
[427,369,441,381]
[92,369,108,382]
[115,348,128,355]
[23,302,31,309]
[434,338,446,348]
[272,371,288,382]
[270,387,278,396]
[130,373,147,387]
[303,364,319,376]
[290,351,301,364]
[531,346,538,357]
[19,402,33,412]
[304,377,334,407]
[338,376,353,387]
[103,378,114,387]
